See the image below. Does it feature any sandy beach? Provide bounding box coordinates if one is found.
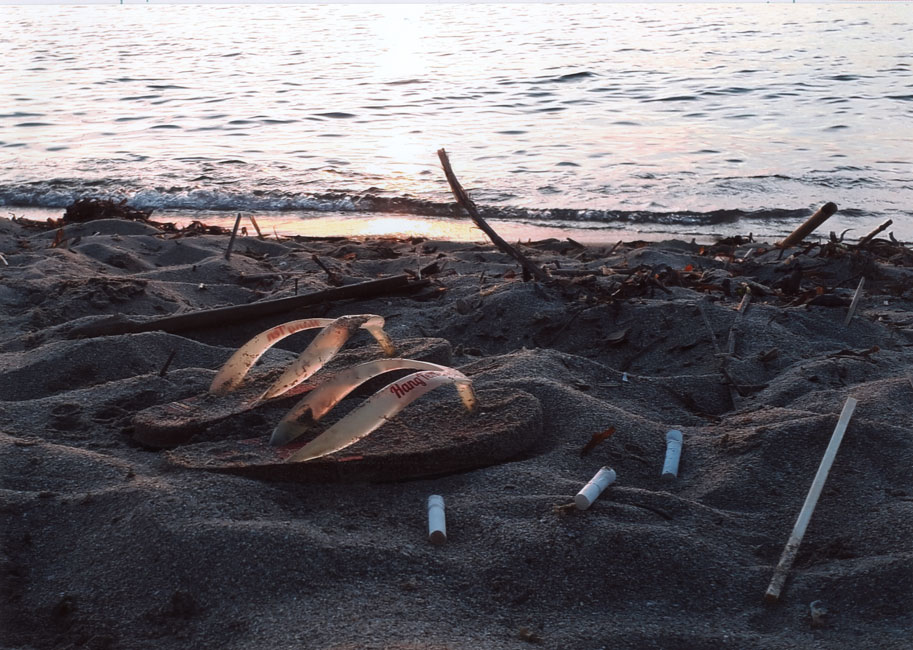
[1,209,912,649]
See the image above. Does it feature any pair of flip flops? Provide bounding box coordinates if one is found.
[133,315,542,482]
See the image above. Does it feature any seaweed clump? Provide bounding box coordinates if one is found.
[62,198,153,224]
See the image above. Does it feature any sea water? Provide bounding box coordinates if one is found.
[1,3,911,241]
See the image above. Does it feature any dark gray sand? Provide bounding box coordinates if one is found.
[1,216,912,649]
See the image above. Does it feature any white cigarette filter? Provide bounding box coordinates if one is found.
[427,495,447,545]
[574,467,617,510]
[662,429,684,479]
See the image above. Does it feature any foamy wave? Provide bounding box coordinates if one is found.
[0,183,359,214]
[0,181,883,233]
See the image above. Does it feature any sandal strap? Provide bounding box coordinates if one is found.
[285,368,476,463]
[271,358,456,446]
[259,315,393,401]
[209,314,393,396]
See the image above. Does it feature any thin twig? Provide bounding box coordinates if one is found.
[437,148,549,282]
[225,213,243,260]
[844,277,865,326]
[158,349,177,377]
[727,293,752,356]
[697,302,722,355]
[248,214,265,239]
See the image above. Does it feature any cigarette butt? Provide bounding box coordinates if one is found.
[427,495,446,545]
[663,429,684,479]
[574,467,617,510]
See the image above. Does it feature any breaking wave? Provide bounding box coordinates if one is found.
[0,181,870,232]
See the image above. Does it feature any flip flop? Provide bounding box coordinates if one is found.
[132,315,434,448]
[166,375,542,483]
[270,358,477,447]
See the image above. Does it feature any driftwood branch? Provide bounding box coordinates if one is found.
[855,219,892,249]
[68,275,428,339]
[777,203,838,248]
[437,148,549,282]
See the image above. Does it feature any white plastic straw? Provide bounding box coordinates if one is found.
[764,396,858,603]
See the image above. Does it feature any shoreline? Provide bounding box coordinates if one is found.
[1,214,912,649]
[7,204,889,247]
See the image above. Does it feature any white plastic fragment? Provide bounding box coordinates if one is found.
[427,495,447,545]
[574,467,617,510]
[662,429,684,479]
[621,372,629,383]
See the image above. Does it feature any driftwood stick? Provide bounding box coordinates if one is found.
[248,214,265,240]
[225,213,243,260]
[68,275,426,339]
[844,277,866,326]
[777,203,838,248]
[723,293,751,408]
[727,293,752,356]
[765,396,858,603]
[437,148,549,282]
[855,219,892,248]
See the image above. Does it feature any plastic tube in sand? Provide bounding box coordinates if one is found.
[427,495,447,545]
[574,467,617,510]
[662,429,684,479]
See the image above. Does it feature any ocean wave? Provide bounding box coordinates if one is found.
[0,182,847,230]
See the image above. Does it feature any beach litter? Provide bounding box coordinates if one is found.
[131,314,395,447]
[270,359,477,447]
[662,429,683,480]
[166,380,541,482]
[765,396,858,603]
[427,495,447,545]
[278,367,477,463]
[574,467,617,510]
